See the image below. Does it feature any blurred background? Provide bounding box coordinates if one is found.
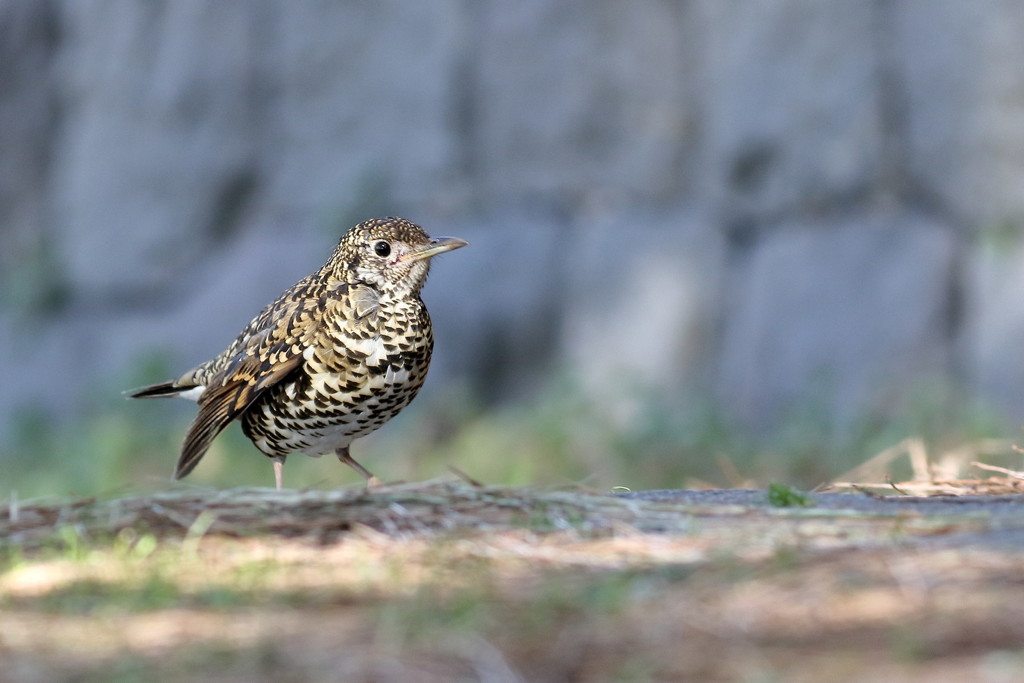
[3,1,1024,496]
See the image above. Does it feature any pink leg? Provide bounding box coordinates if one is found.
[336,447,380,486]
[273,457,285,490]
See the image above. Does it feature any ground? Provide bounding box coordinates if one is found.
[2,479,1024,682]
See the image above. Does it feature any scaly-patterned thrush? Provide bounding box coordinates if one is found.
[129,217,468,489]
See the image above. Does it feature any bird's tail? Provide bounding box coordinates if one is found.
[125,381,195,399]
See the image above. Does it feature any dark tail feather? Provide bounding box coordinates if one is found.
[175,382,251,480]
[174,357,301,480]
[126,381,194,399]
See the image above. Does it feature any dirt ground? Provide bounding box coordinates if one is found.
[2,481,1024,682]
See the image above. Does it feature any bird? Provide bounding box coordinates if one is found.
[128,217,468,489]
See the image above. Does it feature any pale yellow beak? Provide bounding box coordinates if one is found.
[402,236,469,263]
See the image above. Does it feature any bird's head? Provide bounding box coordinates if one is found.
[329,217,468,297]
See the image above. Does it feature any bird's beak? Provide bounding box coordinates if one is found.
[402,236,469,263]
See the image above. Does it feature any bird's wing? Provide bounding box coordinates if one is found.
[175,290,322,479]
[176,277,310,389]
[174,282,381,479]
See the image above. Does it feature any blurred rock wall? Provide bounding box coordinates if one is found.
[3,0,1024,437]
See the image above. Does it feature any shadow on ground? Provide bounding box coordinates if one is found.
[2,480,1024,681]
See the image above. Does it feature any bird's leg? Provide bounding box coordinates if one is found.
[336,447,381,487]
[272,457,285,490]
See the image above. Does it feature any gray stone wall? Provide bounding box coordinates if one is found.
[3,0,1024,438]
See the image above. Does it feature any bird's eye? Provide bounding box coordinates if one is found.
[373,241,391,257]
